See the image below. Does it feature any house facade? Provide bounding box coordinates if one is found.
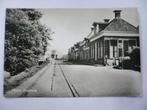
[68,10,140,66]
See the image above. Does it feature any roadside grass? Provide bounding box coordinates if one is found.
[4,62,49,93]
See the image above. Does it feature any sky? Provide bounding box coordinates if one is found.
[39,8,139,58]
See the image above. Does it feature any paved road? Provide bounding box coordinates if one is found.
[5,60,141,97]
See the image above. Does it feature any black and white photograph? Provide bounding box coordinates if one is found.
[4,8,141,97]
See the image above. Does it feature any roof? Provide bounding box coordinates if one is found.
[103,18,139,33]
[90,18,139,41]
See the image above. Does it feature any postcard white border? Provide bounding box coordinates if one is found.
[0,0,147,110]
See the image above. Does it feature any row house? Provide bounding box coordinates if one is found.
[79,38,90,62]
[68,38,90,62]
[68,10,140,66]
[68,42,80,61]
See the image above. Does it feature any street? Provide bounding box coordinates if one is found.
[5,60,141,97]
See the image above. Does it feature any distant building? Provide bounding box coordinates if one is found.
[68,42,80,61]
[68,10,140,66]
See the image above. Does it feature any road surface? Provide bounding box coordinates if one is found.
[5,60,141,97]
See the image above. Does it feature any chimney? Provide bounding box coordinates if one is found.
[104,19,110,23]
[92,22,98,35]
[113,10,121,18]
[91,26,94,31]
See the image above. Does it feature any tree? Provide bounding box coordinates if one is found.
[5,9,52,75]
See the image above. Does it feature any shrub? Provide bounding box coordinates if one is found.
[121,59,132,69]
[130,48,140,67]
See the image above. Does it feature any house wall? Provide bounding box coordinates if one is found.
[104,36,139,65]
[89,36,139,65]
[90,37,104,64]
[68,36,139,66]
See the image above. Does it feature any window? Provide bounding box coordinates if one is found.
[105,40,109,58]
[119,48,122,57]
[110,40,117,58]
[137,38,140,46]
[111,40,117,46]
[129,40,136,46]
[119,40,122,43]
[124,40,129,56]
